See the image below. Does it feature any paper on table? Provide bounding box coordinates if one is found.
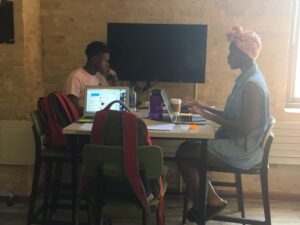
[147,123,175,131]
[79,123,93,131]
[180,125,190,131]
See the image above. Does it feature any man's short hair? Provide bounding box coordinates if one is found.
[85,41,110,59]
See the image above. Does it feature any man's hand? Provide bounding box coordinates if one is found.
[106,67,118,81]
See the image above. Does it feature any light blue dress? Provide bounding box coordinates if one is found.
[208,64,269,170]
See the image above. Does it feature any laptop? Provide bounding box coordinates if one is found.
[77,86,129,123]
[160,89,206,125]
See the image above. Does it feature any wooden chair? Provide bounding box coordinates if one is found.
[27,111,84,225]
[83,144,167,225]
[182,116,276,225]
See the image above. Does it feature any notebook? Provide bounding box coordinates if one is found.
[77,86,129,123]
[160,89,206,125]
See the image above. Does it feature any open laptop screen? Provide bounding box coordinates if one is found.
[160,89,174,115]
[85,87,129,114]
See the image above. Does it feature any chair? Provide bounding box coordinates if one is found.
[83,144,167,225]
[27,111,80,225]
[182,116,276,225]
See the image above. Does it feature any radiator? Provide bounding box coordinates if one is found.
[0,120,35,165]
[153,121,300,166]
[271,122,300,165]
[0,120,299,166]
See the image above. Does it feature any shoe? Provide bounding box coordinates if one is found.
[186,207,199,222]
[186,201,227,222]
[205,201,227,220]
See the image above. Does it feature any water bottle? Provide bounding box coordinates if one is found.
[129,83,137,112]
[149,89,163,120]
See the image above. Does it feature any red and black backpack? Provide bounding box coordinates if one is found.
[38,92,79,149]
[91,100,164,225]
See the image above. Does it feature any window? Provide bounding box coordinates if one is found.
[287,0,300,107]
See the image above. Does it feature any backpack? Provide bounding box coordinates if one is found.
[90,100,164,224]
[38,92,79,149]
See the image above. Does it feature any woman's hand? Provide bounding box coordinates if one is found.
[191,106,219,122]
[183,96,206,110]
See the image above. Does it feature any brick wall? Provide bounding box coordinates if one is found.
[1,0,300,196]
[40,0,297,122]
[0,0,42,196]
[0,0,43,120]
[0,0,26,120]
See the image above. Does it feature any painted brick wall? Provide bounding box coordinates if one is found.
[0,0,43,120]
[1,0,300,196]
[40,0,297,122]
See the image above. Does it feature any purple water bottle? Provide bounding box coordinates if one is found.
[149,89,163,120]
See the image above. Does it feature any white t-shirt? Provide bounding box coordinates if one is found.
[65,68,109,107]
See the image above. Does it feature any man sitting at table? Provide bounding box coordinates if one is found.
[176,25,270,222]
[65,41,119,115]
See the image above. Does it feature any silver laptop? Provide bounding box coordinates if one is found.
[77,86,129,123]
[160,89,206,125]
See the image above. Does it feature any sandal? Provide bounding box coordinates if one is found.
[186,207,199,222]
[206,200,228,220]
[186,200,227,222]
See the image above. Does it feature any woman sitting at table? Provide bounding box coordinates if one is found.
[176,25,269,222]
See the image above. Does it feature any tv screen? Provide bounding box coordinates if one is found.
[107,23,207,83]
[0,0,14,44]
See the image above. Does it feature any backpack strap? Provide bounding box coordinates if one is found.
[53,92,74,122]
[122,112,150,211]
[54,93,79,121]
[91,110,109,145]
[145,127,152,145]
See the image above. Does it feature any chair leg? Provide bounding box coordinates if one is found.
[261,172,271,225]
[87,200,102,225]
[182,189,188,224]
[156,205,165,225]
[142,210,150,225]
[235,173,245,220]
[48,162,63,219]
[27,159,42,225]
[42,161,53,224]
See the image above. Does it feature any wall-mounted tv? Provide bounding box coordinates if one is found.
[107,23,207,83]
[0,0,14,44]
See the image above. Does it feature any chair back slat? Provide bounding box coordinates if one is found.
[260,116,276,149]
[30,111,45,137]
[260,116,276,170]
[261,133,274,168]
[30,110,45,159]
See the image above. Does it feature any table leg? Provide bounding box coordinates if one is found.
[72,136,80,225]
[198,139,208,225]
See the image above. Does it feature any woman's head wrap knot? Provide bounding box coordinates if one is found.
[226,25,262,60]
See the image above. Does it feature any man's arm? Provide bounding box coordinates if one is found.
[65,74,83,116]
[196,82,262,134]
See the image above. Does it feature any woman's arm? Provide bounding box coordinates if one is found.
[201,105,224,116]
[187,99,224,116]
[195,82,262,134]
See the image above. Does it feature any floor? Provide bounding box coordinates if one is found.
[0,196,300,225]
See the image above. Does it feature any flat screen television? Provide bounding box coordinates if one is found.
[0,0,14,44]
[107,23,207,83]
